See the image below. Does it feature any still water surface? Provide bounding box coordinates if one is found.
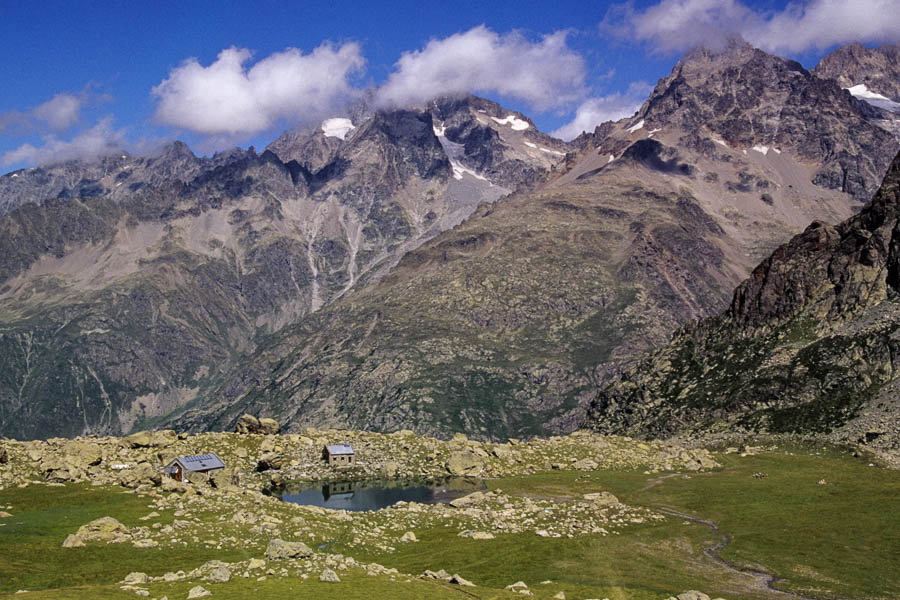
[280,477,484,511]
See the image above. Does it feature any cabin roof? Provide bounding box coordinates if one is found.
[166,453,225,472]
[325,443,354,455]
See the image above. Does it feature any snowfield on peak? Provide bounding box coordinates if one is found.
[846,84,900,112]
[491,115,529,130]
[321,118,355,139]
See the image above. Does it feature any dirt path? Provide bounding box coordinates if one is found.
[655,507,815,599]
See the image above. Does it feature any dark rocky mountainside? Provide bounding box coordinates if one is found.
[590,150,900,450]
[0,98,563,440]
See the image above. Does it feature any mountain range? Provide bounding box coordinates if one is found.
[1,40,898,443]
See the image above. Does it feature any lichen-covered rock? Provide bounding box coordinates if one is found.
[446,450,481,476]
[74,516,131,543]
[265,539,313,560]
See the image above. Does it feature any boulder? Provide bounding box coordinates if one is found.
[584,491,619,506]
[123,431,154,448]
[450,574,476,586]
[677,592,711,600]
[258,418,280,435]
[235,414,260,434]
[265,539,313,560]
[75,516,131,543]
[256,453,284,472]
[205,566,231,583]
[0,446,8,464]
[319,568,341,583]
[62,441,103,469]
[458,530,494,540]
[187,586,211,599]
[247,558,266,570]
[382,460,401,478]
[400,531,418,542]
[119,463,161,488]
[449,492,486,508]
[123,572,149,585]
[61,534,85,548]
[209,468,238,490]
[572,458,598,470]
[446,450,482,476]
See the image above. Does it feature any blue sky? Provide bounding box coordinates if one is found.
[1,0,898,172]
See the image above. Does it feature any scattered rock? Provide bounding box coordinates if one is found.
[676,591,711,600]
[187,586,211,599]
[319,568,341,583]
[583,491,619,506]
[450,574,475,587]
[122,572,149,585]
[256,453,284,472]
[458,530,494,540]
[265,539,312,560]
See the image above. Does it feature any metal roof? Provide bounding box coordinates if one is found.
[325,443,354,455]
[168,453,225,472]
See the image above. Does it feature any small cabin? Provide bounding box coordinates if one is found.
[323,443,355,466]
[164,453,225,482]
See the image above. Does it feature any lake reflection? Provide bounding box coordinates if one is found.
[280,477,484,511]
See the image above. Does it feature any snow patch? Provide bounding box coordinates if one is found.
[321,118,355,140]
[541,147,565,156]
[846,84,900,112]
[627,119,645,133]
[433,123,446,137]
[647,128,661,137]
[752,145,770,155]
[772,147,781,154]
[10,173,18,178]
[607,154,615,164]
[492,115,530,130]
[712,137,728,148]
[524,141,538,148]
[450,160,489,182]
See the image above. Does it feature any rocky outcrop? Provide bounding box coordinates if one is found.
[590,151,900,448]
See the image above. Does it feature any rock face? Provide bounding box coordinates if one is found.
[590,150,900,449]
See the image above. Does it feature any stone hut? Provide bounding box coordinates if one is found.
[164,453,225,482]
[323,443,355,466]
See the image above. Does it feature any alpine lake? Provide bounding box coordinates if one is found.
[276,477,486,511]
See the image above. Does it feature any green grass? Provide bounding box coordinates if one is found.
[1,447,897,599]
[0,484,254,595]
[488,448,900,599]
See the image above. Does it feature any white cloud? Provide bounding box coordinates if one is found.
[1,117,127,166]
[152,43,365,136]
[375,26,586,111]
[552,82,652,140]
[0,92,84,134]
[32,93,83,130]
[612,0,900,54]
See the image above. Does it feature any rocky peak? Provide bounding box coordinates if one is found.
[813,43,900,102]
[631,41,898,201]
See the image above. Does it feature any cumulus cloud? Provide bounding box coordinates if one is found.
[152,43,365,136]
[1,117,127,167]
[375,26,586,111]
[552,82,652,140]
[610,0,900,55]
[0,92,85,134]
